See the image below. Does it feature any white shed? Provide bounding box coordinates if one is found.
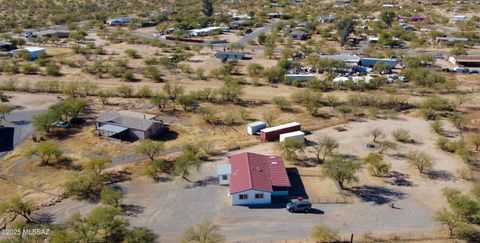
[279,131,305,143]
[216,164,231,185]
[247,121,267,135]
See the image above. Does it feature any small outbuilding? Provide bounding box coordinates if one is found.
[436,37,469,43]
[215,51,246,60]
[11,47,46,60]
[216,164,231,185]
[279,131,305,143]
[247,121,267,135]
[450,15,467,23]
[289,31,309,40]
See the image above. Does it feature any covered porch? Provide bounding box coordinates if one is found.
[97,124,128,141]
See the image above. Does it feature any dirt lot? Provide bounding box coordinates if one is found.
[0,92,60,158]
[2,92,60,111]
[34,115,471,242]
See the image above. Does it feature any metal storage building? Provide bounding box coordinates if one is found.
[260,122,301,142]
[215,51,246,60]
[436,37,469,43]
[449,55,480,67]
[11,47,46,60]
[247,121,267,135]
[360,58,397,68]
[279,131,305,143]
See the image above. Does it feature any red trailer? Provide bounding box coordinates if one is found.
[260,122,301,141]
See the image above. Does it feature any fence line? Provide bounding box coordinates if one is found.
[28,42,86,48]
[307,197,353,204]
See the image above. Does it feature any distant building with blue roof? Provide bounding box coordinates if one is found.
[11,47,46,60]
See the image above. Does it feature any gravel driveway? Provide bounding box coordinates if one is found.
[0,109,46,158]
[36,161,436,242]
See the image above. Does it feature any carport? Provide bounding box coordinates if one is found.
[97,124,128,140]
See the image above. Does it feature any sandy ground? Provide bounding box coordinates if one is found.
[33,115,471,242]
[307,116,471,210]
[0,92,60,158]
[3,92,60,111]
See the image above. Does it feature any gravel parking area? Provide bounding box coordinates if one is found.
[37,159,437,242]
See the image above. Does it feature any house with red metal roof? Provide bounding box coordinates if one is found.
[217,152,291,205]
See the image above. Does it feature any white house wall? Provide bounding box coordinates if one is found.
[231,190,271,205]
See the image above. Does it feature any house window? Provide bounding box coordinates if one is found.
[239,194,248,200]
[255,193,264,199]
[221,175,228,180]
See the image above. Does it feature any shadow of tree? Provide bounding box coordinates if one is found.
[11,120,30,125]
[391,152,406,159]
[33,212,55,224]
[291,158,318,168]
[348,185,405,205]
[121,204,145,217]
[383,171,415,187]
[154,176,172,183]
[46,128,82,140]
[427,170,455,181]
[154,127,179,142]
[185,176,217,189]
[104,170,133,184]
[53,156,81,171]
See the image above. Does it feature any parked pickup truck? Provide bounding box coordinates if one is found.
[286,198,312,213]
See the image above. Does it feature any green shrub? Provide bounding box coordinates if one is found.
[21,63,38,75]
[392,128,412,143]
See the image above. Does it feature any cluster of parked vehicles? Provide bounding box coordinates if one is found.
[443,67,480,74]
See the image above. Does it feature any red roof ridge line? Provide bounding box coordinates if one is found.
[245,152,254,191]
